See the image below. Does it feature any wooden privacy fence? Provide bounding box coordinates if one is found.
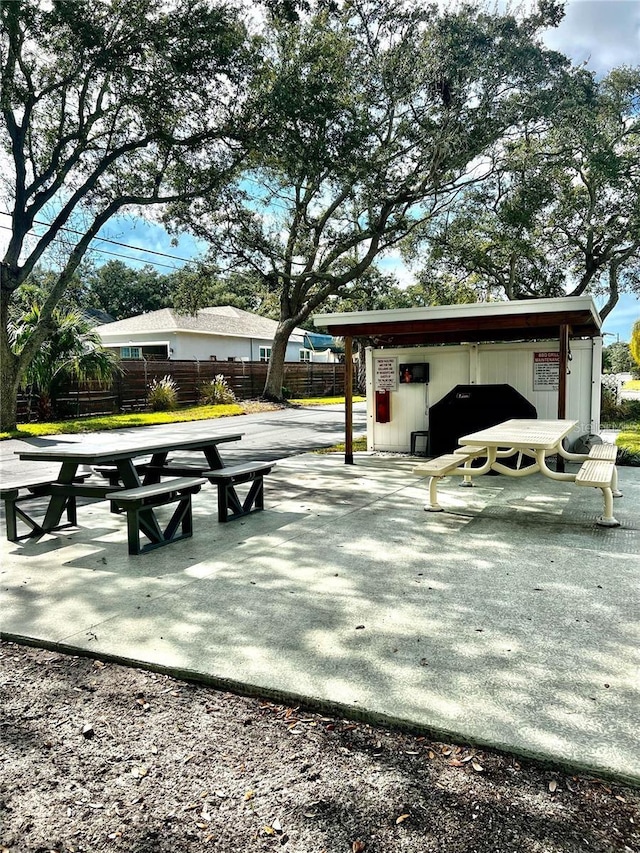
[17,360,347,421]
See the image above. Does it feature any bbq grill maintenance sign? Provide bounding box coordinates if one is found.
[374,357,397,391]
[533,351,560,391]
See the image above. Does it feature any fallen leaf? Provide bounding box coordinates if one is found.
[81,723,94,739]
[263,826,276,836]
[244,790,255,801]
[352,841,366,852]
[549,780,558,793]
[472,762,484,773]
[404,750,419,755]
[396,813,410,824]
[272,818,282,832]
[448,758,464,767]
[428,750,436,760]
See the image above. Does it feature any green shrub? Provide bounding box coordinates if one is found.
[147,375,178,411]
[198,374,236,405]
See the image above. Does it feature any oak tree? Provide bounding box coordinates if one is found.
[173,0,572,400]
[1,0,256,429]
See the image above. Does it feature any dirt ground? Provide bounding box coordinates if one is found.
[1,641,638,853]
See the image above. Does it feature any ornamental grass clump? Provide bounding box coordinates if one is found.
[198,374,236,405]
[147,375,178,411]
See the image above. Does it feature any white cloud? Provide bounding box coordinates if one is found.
[541,0,640,74]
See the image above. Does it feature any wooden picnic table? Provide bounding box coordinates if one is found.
[14,432,242,545]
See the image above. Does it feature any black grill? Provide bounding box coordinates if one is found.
[429,384,537,457]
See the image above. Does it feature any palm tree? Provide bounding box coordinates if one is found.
[10,304,121,421]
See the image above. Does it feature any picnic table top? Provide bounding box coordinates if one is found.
[16,432,243,466]
[459,419,578,451]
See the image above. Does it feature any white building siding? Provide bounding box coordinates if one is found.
[367,340,599,453]
[100,331,315,362]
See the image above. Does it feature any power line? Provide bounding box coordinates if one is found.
[0,212,202,266]
[0,224,182,271]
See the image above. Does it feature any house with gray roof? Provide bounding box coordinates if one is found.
[95,306,338,364]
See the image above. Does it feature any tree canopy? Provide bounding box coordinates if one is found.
[171,0,573,400]
[0,0,258,429]
[404,67,640,318]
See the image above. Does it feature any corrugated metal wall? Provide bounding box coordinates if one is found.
[366,340,598,452]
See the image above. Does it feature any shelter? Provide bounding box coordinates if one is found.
[313,296,603,462]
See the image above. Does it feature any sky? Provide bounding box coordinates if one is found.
[542,0,640,343]
[3,0,638,341]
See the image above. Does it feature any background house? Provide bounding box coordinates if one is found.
[95,306,339,363]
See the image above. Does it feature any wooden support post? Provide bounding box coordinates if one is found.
[557,323,571,473]
[344,336,354,465]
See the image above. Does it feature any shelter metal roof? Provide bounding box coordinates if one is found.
[313,297,602,346]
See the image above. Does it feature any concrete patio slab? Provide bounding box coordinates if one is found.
[1,453,638,785]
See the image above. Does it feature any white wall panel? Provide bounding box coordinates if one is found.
[367,340,598,452]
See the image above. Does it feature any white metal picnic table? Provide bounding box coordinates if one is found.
[415,419,622,526]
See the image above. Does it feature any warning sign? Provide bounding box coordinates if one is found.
[533,351,560,391]
[374,357,397,391]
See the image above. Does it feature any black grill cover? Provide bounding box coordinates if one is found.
[429,384,537,457]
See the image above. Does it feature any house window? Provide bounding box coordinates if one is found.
[259,346,271,362]
[299,349,311,362]
[120,346,141,360]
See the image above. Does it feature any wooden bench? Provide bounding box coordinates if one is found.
[1,473,90,542]
[203,461,274,522]
[105,477,205,555]
[94,463,148,486]
[413,451,480,511]
[574,459,619,527]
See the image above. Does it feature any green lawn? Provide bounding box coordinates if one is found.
[0,397,362,440]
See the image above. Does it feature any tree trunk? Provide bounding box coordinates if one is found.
[0,300,22,432]
[263,319,297,401]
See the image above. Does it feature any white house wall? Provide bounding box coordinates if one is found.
[100,330,322,362]
[366,340,599,452]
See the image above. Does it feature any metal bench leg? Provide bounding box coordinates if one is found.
[612,467,623,498]
[596,487,620,527]
[424,476,444,512]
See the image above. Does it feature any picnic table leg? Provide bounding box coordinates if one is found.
[611,467,623,498]
[203,445,224,470]
[41,461,79,530]
[142,452,169,485]
[460,459,475,487]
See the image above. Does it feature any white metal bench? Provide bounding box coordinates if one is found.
[574,459,619,527]
[413,451,481,511]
